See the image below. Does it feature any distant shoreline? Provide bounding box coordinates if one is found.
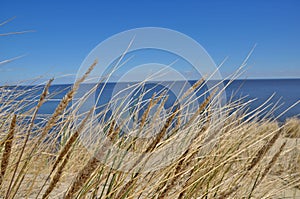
[1,78,300,87]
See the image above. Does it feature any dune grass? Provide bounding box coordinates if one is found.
[0,63,299,199]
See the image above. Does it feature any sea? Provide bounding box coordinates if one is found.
[1,79,299,122]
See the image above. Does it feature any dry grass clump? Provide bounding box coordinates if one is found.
[0,69,299,199]
[284,117,300,138]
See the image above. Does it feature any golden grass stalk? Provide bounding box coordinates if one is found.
[64,113,118,199]
[139,93,156,130]
[145,107,179,153]
[157,92,215,198]
[183,88,216,128]
[179,78,204,101]
[216,185,240,199]
[114,108,179,199]
[42,148,72,199]
[107,119,116,140]
[5,60,97,198]
[37,59,97,146]
[258,141,287,187]
[51,109,93,174]
[4,80,56,197]
[284,117,300,138]
[37,109,93,198]
[0,114,16,186]
[247,128,283,171]
[6,78,53,190]
[64,156,100,199]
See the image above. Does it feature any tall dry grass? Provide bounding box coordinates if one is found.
[0,70,299,199]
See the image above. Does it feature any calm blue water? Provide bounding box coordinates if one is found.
[225,79,299,121]
[2,79,299,122]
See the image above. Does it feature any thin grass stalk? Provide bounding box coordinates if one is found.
[216,126,284,198]
[0,114,16,186]
[91,166,105,199]
[90,122,123,198]
[36,109,93,198]
[6,60,97,198]
[139,93,156,131]
[216,185,240,199]
[212,161,235,197]
[157,95,213,198]
[0,17,16,27]
[6,78,53,193]
[145,107,178,153]
[179,78,204,101]
[183,89,216,128]
[257,141,286,187]
[52,109,93,173]
[64,156,100,199]
[136,107,179,170]
[114,173,139,199]
[177,158,208,199]
[247,128,283,171]
[115,108,178,199]
[64,117,120,198]
[177,128,244,199]
[42,148,73,199]
[36,60,97,146]
[247,170,261,199]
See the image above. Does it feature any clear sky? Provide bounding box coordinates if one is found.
[0,0,299,84]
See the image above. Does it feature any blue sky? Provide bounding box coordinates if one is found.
[0,0,299,84]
